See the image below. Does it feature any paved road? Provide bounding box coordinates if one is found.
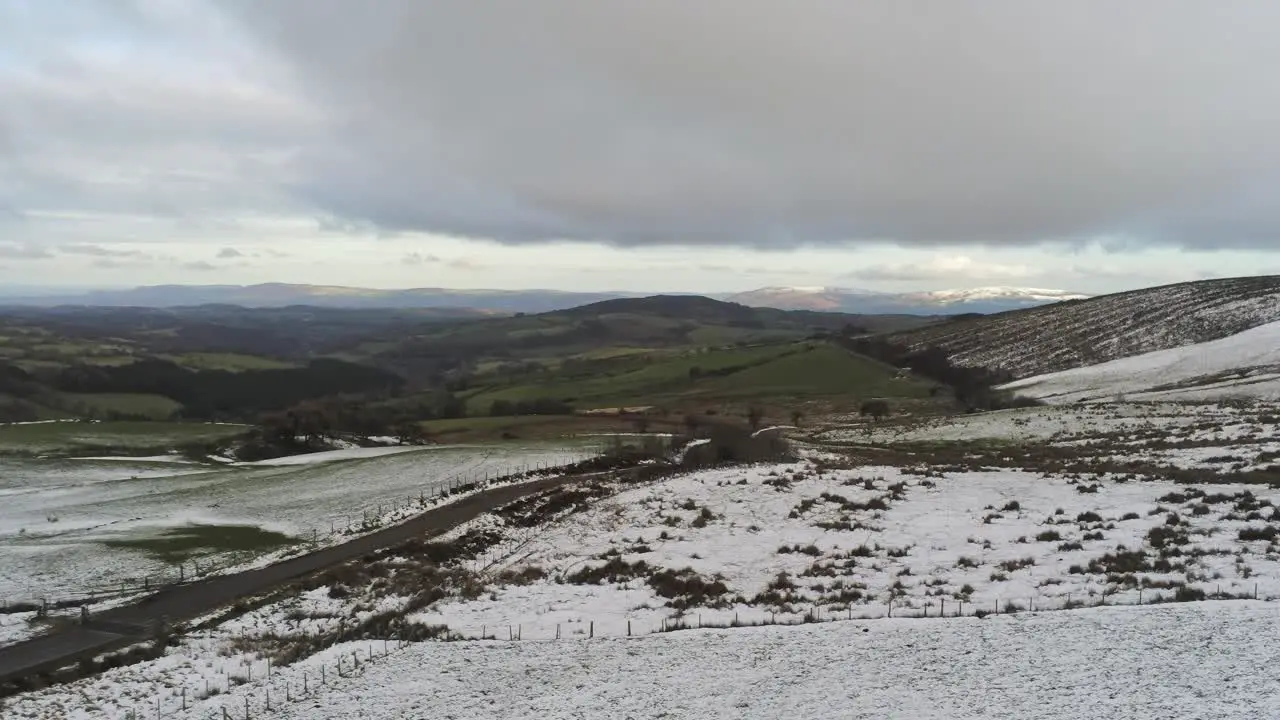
[0,474,575,686]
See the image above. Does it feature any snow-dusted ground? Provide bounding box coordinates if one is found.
[13,402,1280,717]
[0,441,600,604]
[1003,319,1280,403]
[8,603,1280,719]
[816,401,1277,446]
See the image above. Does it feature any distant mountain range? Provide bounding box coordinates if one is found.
[0,283,1087,315]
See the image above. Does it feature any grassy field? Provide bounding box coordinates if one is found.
[101,524,297,562]
[694,344,933,400]
[59,392,183,419]
[0,421,247,456]
[463,343,803,411]
[461,341,937,415]
[420,414,689,442]
[163,352,300,372]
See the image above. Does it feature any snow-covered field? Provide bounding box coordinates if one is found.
[7,603,1280,719]
[0,441,600,604]
[1003,319,1280,403]
[11,401,1280,718]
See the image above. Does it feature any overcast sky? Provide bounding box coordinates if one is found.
[3,1,1280,294]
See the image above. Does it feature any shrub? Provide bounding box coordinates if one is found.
[1001,501,1021,512]
[955,556,980,569]
[1238,526,1280,542]
[1035,530,1062,542]
[1120,512,1141,521]
[1173,586,1207,603]
[1076,511,1103,523]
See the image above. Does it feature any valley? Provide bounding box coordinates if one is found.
[5,275,1280,718]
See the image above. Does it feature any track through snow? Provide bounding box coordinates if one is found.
[1002,319,1280,403]
[201,603,1279,719]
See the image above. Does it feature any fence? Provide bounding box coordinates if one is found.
[1,449,607,619]
[89,582,1269,719]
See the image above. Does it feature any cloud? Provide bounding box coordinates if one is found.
[842,256,1036,283]
[401,251,441,266]
[0,244,54,259]
[219,1,1280,250]
[217,247,244,258]
[58,243,146,258]
[182,260,217,271]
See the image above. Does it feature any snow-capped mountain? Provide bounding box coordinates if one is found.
[723,286,1088,315]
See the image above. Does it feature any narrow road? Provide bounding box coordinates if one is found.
[0,474,576,687]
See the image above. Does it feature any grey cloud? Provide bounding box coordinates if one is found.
[59,243,145,258]
[217,247,245,258]
[0,1,315,238]
[222,1,1280,250]
[0,244,54,259]
[401,252,441,266]
[182,260,218,271]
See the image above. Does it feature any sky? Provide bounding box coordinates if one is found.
[3,1,1280,295]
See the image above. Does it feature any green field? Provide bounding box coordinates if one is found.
[457,341,937,415]
[463,343,802,411]
[102,523,297,562]
[60,392,183,419]
[163,352,299,372]
[694,344,932,400]
[0,420,247,456]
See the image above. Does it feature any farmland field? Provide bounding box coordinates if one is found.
[0,440,602,604]
[0,421,246,456]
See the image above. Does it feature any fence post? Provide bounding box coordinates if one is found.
[940,598,945,617]
[244,696,250,720]
[556,624,561,640]
[628,620,632,636]
[590,621,595,638]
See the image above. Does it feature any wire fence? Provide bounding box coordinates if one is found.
[92,582,1271,719]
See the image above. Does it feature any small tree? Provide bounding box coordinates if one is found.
[859,399,890,422]
[790,409,803,427]
[683,413,701,437]
[747,406,764,431]
[633,416,651,434]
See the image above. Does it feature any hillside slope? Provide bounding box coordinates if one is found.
[1001,320,1280,403]
[887,275,1280,378]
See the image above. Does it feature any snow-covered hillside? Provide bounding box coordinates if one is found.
[1001,320,1280,403]
[890,275,1280,378]
[724,286,1085,315]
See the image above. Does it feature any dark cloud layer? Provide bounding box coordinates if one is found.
[222,1,1280,249]
[7,2,1280,255]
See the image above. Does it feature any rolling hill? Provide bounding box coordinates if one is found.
[886,276,1280,379]
[1001,319,1280,404]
